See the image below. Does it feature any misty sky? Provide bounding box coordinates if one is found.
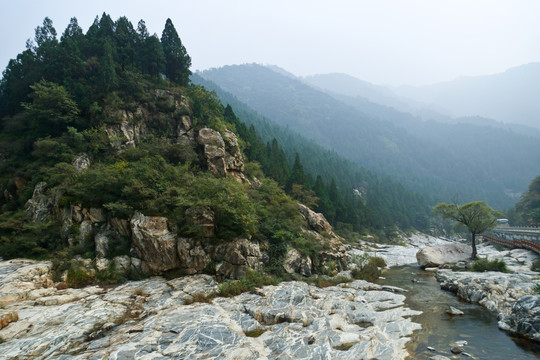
[1,0,539,86]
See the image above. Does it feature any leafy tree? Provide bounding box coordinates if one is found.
[161,18,191,85]
[21,80,80,137]
[433,201,501,259]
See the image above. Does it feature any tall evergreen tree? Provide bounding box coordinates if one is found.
[141,35,165,77]
[161,18,191,85]
[286,153,308,191]
[114,17,137,70]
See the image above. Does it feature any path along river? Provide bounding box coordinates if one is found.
[379,265,540,360]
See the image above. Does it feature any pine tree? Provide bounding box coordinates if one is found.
[286,153,308,191]
[114,17,137,69]
[141,35,165,77]
[161,18,191,85]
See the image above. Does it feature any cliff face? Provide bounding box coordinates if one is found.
[13,86,347,281]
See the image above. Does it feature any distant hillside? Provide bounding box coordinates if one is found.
[199,64,540,209]
[394,62,540,129]
[303,72,452,124]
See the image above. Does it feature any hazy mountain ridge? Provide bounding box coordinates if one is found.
[394,62,540,129]
[199,64,540,210]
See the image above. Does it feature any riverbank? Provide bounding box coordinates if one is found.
[380,266,540,360]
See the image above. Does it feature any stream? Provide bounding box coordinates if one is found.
[378,265,540,359]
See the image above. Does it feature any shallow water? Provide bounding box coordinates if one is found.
[378,266,540,360]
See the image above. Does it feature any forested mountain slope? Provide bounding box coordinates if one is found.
[193,74,430,232]
[199,64,540,209]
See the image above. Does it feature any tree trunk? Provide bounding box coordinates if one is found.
[471,232,477,260]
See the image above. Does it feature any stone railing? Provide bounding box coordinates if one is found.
[483,227,540,253]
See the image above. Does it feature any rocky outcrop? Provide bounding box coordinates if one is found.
[283,248,312,276]
[197,127,245,179]
[0,259,422,359]
[104,109,147,148]
[214,238,263,279]
[297,204,349,273]
[505,295,540,342]
[24,182,62,222]
[416,242,472,268]
[298,203,333,235]
[130,211,180,273]
[0,260,54,307]
[177,237,212,274]
[185,206,214,237]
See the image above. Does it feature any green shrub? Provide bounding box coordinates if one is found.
[67,262,95,288]
[218,269,280,297]
[291,233,326,258]
[0,210,63,259]
[531,258,540,272]
[533,284,540,294]
[351,254,386,282]
[471,258,508,273]
[96,264,126,285]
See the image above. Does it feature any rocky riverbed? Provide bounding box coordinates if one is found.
[0,259,421,359]
[357,234,540,347]
[434,242,540,343]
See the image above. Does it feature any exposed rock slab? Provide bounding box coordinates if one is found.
[506,295,540,342]
[0,260,421,359]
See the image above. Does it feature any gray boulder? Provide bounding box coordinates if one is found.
[417,243,472,268]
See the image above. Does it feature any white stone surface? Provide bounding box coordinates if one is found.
[0,259,422,360]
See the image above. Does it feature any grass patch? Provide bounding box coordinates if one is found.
[218,269,281,297]
[471,258,508,273]
[533,284,540,294]
[309,275,352,288]
[245,329,266,338]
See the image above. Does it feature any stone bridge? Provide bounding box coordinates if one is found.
[482,226,540,253]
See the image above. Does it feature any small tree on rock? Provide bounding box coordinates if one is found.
[433,201,502,259]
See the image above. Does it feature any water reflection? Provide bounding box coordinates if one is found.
[378,266,540,360]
